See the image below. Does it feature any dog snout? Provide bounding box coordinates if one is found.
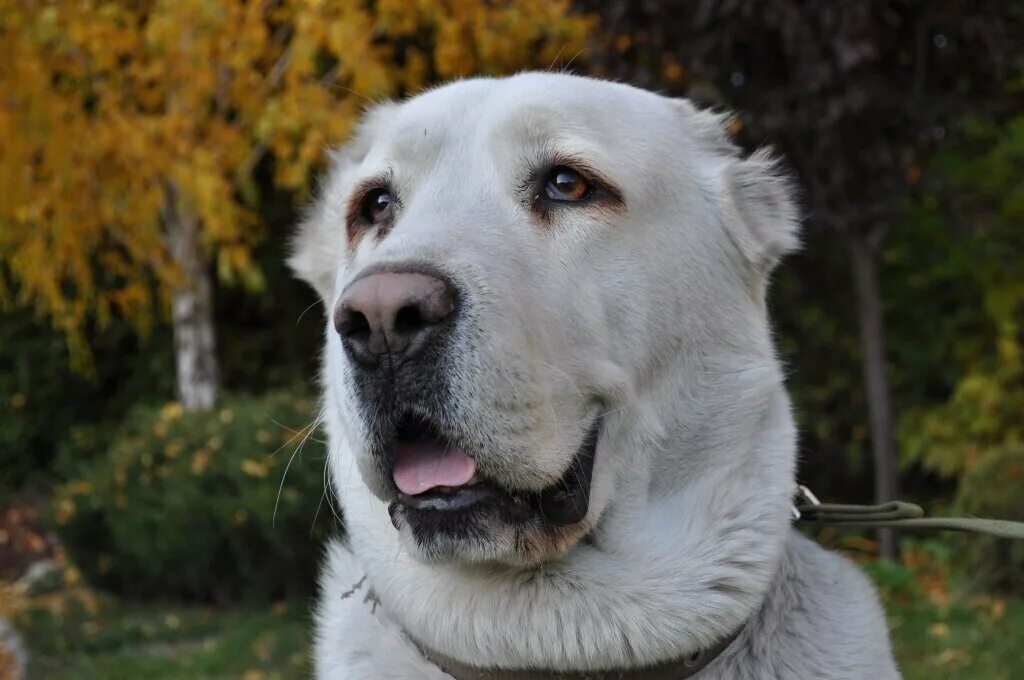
[334,268,457,365]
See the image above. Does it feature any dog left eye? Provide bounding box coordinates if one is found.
[544,167,590,202]
[360,188,393,224]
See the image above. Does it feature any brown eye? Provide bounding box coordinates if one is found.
[361,188,393,224]
[544,166,590,202]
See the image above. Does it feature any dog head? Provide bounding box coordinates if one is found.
[291,73,798,568]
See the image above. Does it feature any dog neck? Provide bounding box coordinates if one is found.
[335,357,796,671]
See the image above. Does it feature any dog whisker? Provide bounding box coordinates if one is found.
[273,409,324,527]
[296,297,326,327]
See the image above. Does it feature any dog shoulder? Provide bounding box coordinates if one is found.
[314,538,452,680]
[754,531,902,679]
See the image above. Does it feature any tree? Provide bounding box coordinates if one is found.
[897,114,1024,479]
[585,0,1024,558]
[0,0,593,410]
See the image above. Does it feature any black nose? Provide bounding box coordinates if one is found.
[334,269,456,365]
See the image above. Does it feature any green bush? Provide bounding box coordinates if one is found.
[954,445,1024,593]
[53,389,336,603]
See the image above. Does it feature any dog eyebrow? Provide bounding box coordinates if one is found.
[345,170,395,247]
[549,151,625,206]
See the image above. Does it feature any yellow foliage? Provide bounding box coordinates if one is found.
[190,447,213,476]
[241,458,269,478]
[66,480,94,496]
[901,326,1024,478]
[160,402,184,422]
[0,0,594,368]
[163,440,184,459]
[55,498,76,526]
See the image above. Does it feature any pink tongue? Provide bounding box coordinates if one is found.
[392,442,476,496]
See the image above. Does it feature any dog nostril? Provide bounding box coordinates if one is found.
[394,304,424,335]
[340,310,371,342]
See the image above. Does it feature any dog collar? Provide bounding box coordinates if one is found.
[412,627,743,680]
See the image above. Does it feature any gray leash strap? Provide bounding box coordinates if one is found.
[793,487,1024,540]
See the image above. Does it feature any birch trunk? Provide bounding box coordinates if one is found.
[162,183,219,411]
[849,232,900,560]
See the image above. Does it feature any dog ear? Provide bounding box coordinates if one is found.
[288,186,345,302]
[674,100,801,275]
[723,147,801,275]
[288,102,397,301]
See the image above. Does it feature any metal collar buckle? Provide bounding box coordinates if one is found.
[790,484,820,520]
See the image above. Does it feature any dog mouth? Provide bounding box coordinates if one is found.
[386,413,600,528]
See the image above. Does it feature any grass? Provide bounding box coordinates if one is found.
[886,589,1024,679]
[868,560,1024,679]
[861,537,1024,680]
[5,544,1022,679]
[7,592,308,680]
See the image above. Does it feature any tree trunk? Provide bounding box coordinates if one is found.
[162,183,219,411]
[849,232,900,561]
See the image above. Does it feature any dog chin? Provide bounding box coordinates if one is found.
[389,502,594,566]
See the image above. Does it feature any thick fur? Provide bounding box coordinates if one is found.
[290,73,900,679]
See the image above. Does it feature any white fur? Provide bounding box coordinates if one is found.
[291,73,900,679]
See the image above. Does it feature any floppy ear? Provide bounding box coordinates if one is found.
[723,148,801,275]
[288,185,345,302]
[288,102,397,301]
[674,100,800,274]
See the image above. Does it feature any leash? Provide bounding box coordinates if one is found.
[791,485,1024,540]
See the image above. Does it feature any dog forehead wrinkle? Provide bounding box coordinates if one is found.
[385,119,450,172]
[488,106,667,182]
[383,79,497,153]
[489,104,598,150]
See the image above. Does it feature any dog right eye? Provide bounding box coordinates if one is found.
[360,188,393,224]
[544,166,591,202]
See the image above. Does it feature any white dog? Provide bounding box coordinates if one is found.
[290,72,900,679]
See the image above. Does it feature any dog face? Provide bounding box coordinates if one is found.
[291,73,797,567]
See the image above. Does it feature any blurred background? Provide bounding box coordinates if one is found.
[1,1,1022,678]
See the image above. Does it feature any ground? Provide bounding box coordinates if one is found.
[887,590,1024,679]
[2,538,1021,679]
[3,591,307,680]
